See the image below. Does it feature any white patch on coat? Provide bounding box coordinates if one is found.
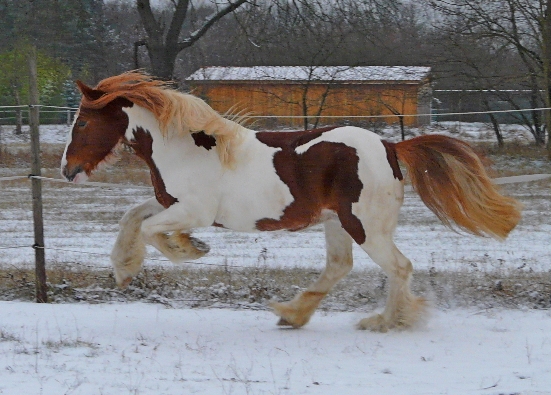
[215,132,295,231]
[60,110,80,176]
[351,133,404,236]
[123,106,295,232]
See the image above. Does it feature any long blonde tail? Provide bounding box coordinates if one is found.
[393,135,521,240]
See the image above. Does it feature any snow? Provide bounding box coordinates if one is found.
[0,124,69,145]
[1,302,550,395]
[186,66,431,83]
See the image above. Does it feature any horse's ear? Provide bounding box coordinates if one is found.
[76,80,104,101]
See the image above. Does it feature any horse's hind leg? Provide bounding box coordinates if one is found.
[358,233,427,332]
[271,219,353,328]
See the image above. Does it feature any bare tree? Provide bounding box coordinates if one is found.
[367,90,412,141]
[430,0,551,150]
[135,0,250,80]
[256,67,353,130]
[229,1,359,129]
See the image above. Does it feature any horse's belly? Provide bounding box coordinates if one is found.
[214,185,295,232]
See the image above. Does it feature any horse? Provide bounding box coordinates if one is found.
[61,71,521,332]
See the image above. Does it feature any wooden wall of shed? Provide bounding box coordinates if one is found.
[190,82,424,129]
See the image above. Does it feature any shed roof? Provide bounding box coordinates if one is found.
[186,66,431,83]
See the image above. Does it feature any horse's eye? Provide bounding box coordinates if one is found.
[76,120,87,128]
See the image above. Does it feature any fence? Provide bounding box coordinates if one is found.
[1,104,551,126]
[0,105,77,125]
[1,105,551,303]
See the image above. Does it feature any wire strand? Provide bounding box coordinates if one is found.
[28,245,246,268]
[1,105,550,118]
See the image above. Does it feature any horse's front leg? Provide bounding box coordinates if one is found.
[111,198,164,287]
[145,231,210,264]
[271,219,353,328]
[112,199,210,288]
[140,203,212,264]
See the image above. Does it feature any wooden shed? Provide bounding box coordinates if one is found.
[186,66,432,129]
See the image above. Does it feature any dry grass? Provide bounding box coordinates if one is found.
[480,143,551,177]
[1,262,549,311]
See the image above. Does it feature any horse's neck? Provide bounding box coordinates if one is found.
[124,105,164,142]
[123,104,251,171]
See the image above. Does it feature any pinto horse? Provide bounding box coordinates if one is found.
[61,72,521,331]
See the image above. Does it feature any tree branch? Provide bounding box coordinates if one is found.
[177,0,249,51]
[166,0,190,46]
[136,0,162,42]
[134,40,147,69]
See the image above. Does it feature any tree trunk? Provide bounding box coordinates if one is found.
[488,113,504,147]
[301,85,310,130]
[146,44,178,80]
[14,90,22,135]
[544,0,551,156]
[136,0,247,81]
[483,99,503,147]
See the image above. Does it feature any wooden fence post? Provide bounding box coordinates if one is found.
[28,45,48,303]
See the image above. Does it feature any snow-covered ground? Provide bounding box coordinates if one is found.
[1,302,550,395]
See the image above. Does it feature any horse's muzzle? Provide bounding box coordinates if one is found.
[61,165,83,182]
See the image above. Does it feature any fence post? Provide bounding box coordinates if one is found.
[28,45,48,303]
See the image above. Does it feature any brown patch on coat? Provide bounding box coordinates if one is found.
[191,131,216,150]
[255,127,366,245]
[381,140,403,180]
[128,127,178,208]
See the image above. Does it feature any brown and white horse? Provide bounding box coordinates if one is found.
[61,72,521,331]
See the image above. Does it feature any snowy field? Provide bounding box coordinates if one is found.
[1,302,551,395]
[1,123,550,273]
[1,123,551,395]
[1,177,550,274]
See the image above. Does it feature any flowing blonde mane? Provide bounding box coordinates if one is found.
[83,71,244,166]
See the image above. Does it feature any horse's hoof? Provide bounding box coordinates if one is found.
[358,297,428,332]
[116,276,133,289]
[190,236,210,253]
[276,317,294,327]
[270,301,308,329]
[163,232,210,262]
[357,314,389,332]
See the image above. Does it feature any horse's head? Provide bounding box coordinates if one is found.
[61,80,133,183]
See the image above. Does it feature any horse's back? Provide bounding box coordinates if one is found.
[215,126,403,234]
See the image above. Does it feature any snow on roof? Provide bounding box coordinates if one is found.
[186,66,431,83]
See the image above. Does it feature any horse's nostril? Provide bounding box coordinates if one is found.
[62,165,83,182]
